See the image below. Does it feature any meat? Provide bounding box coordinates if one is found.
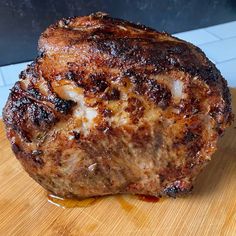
[2,12,233,199]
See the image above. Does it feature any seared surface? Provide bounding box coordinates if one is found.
[3,12,233,198]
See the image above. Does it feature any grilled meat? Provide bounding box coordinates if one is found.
[3,12,233,198]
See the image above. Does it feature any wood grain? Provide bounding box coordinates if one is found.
[0,89,236,236]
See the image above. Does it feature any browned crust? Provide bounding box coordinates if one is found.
[2,12,233,198]
[38,12,232,123]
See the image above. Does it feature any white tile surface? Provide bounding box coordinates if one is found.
[217,59,236,88]
[0,85,12,116]
[0,69,4,86]
[1,61,32,86]
[174,29,219,46]
[199,37,236,63]
[206,21,236,39]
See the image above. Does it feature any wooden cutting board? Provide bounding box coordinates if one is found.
[0,89,236,236]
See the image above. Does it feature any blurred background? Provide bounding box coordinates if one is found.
[1,0,236,65]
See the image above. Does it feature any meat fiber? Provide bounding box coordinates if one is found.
[3,12,233,198]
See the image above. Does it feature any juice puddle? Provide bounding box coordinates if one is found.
[116,195,134,212]
[48,193,162,209]
[48,194,98,208]
[137,195,161,202]
[115,195,156,227]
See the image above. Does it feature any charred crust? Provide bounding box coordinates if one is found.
[31,155,45,168]
[146,80,171,108]
[73,131,81,140]
[178,97,200,115]
[88,74,108,93]
[12,143,22,155]
[14,148,45,169]
[164,185,184,198]
[32,150,43,156]
[39,13,233,126]
[101,108,112,117]
[27,87,43,100]
[70,72,109,96]
[90,12,109,19]
[58,17,74,28]
[31,150,45,168]
[2,13,233,199]
[20,62,38,81]
[220,79,234,125]
[65,71,76,81]
[164,185,181,198]
[51,97,75,114]
[127,71,172,109]
[3,82,58,140]
[187,142,202,158]
[102,88,120,100]
[215,127,224,136]
[28,103,57,128]
[182,131,200,144]
[164,181,193,198]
